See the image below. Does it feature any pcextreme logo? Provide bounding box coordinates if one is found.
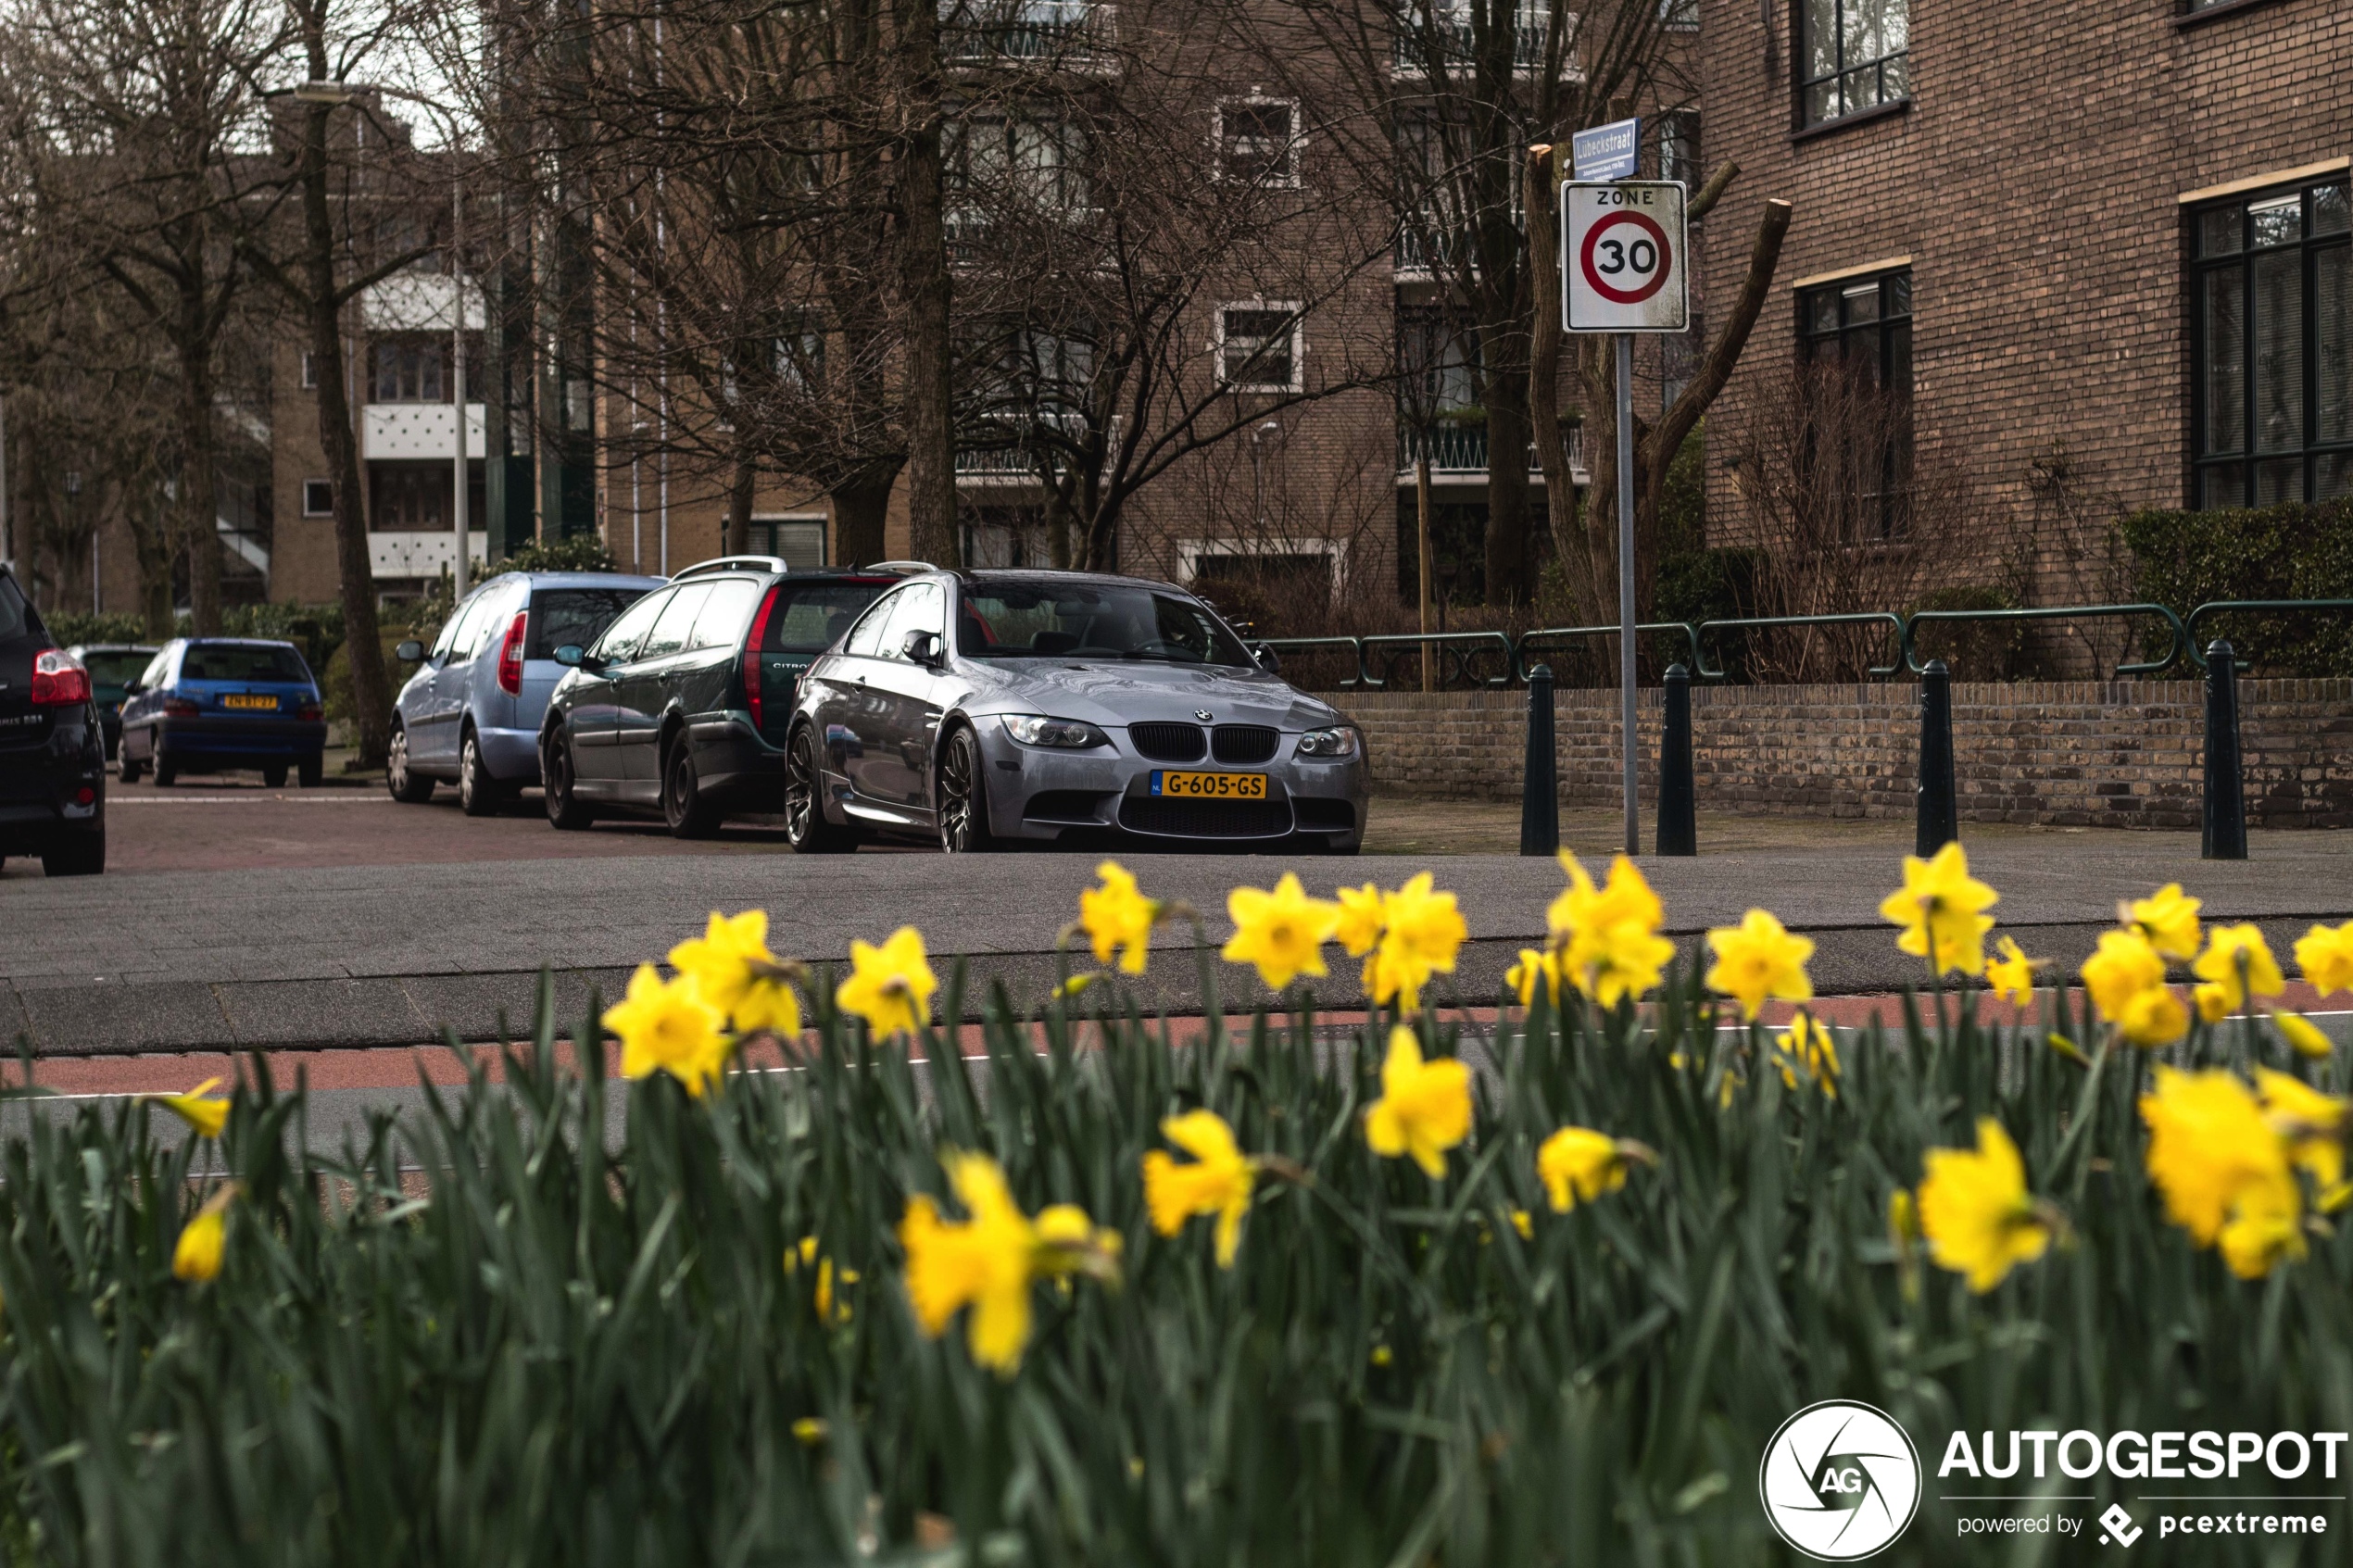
[1759,1400,1923,1561]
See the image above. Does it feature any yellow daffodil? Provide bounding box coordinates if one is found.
[1140,1110,1258,1267]
[1705,909,1816,1021]
[836,926,939,1038]
[1915,1119,2052,1293]
[2254,1068,2352,1213]
[1536,1125,1653,1211]
[791,1418,829,1446]
[2080,929,2184,1047]
[2272,1010,2336,1060]
[1505,946,1565,1009]
[2191,923,2285,1024]
[172,1185,239,1284]
[1549,854,1676,1008]
[1079,861,1158,975]
[1878,842,1998,978]
[1982,937,2041,1010]
[1775,1011,1841,1099]
[2140,1066,2303,1277]
[668,909,804,1036]
[2121,883,2204,960]
[144,1078,230,1140]
[603,963,734,1098]
[1887,1186,1922,1298]
[1365,873,1467,1014]
[1221,873,1341,991]
[2296,920,2353,999]
[898,1150,1119,1375]
[1510,1209,1532,1239]
[787,1236,859,1323]
[1362,1026,1473,1179]
[1334,881,1386,957]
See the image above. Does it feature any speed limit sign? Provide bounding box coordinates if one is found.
[1563,181,1688,332]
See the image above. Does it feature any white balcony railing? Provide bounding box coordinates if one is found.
[943,0,1118,68]
[1392,6,1565,76]
[362,403,487,461]
[1398,421,1585,482]
[369,530,489,582]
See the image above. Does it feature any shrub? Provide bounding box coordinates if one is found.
[2122,498,2353,675]
[4,867,2349,1565]
[1907,583,2024,681]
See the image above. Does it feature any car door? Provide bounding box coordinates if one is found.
[120,646,176,764]
[860,581,948,810]
[814,586,904,808]
[570,586,670,785]
[416,593,494,768]
[680,577,762,753]
[614,582,712,800]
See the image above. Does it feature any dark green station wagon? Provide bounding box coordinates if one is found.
[536,557,908,836]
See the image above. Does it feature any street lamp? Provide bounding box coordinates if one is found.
[296,81,476,598]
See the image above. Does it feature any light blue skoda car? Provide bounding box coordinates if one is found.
[387,571,664,813]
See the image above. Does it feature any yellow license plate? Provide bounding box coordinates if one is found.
[1152,770,1266,799]
[222,694,277,711]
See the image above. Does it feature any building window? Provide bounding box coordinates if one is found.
[1660,0,1700,29]
[302,480,334,517]
[2190,176,2352,508]
[371,339,447,403]
[299,351,318,389]
[1798,0,1909,128]
[748,518,828,571]
[1796,267,1913,533]
[944,113,1090,211]
[1217,99,1300,187]
[371,466,449,531]
[1217,305,1302,393]
[1657,111,1701,186]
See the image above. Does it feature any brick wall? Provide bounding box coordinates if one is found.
[1323,679,2353,829]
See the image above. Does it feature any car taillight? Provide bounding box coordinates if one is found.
[497,609,529,696]
[163,698,200,718]
[743,583,783,729]
[298,702,323,721]
[29,649,92,707]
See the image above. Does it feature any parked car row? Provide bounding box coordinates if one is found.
[0,565,106,875]
[395,553,1366,853]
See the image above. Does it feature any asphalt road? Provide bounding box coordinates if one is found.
[3,769,2349,1054]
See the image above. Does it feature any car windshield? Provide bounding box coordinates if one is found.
[765,579,897,654]
[529,588,648,660]
[957,579,1254,667]
[80,651,154,687]
[182,645,311,684]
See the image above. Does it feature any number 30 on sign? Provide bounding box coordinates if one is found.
[1562,181,1689,333]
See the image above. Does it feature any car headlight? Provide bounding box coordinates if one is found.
[1294,726,1361,759]
[1000,713,1108,748]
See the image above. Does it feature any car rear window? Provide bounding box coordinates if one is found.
[81,651,155,687]
[763,579,895,654]
[528,588,649,660]
[182,645,312,684]
[0,573,33,644]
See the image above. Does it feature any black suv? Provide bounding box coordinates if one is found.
[0,565,106,876]
[538,558,906,836]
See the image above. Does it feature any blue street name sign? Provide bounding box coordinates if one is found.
[1571,118,1641,182]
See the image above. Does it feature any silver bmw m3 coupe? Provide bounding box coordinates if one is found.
[780,570,1367,853]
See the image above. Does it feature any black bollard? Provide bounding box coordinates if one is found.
[2202,639,2247,860]
[1916,659,1958,856]
[1656,661,1696,857]
[1520,662,1559,857]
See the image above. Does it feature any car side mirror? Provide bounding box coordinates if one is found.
[554,644,585,668]
[1253,644,1282,673]
[396,640,425,663]
[900,629,944,668]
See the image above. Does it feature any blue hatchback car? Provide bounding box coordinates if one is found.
[116,638,329,787]
[387,571,665,814]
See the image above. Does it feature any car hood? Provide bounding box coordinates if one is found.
[955,659,1341,731]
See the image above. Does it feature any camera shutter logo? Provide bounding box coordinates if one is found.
[1758,1400,1921,1561]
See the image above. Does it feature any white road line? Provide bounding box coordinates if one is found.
[107,796,396,805]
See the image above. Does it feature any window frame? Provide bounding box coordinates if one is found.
[2186,173,2352,509]
[1214,96,1302,189]
[1215,302,1305,394]
[1793,265,1916,536]
[1794,0,1911,131]
[301,479,334,518]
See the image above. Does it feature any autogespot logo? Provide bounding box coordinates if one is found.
[1760,1400,1923,1561]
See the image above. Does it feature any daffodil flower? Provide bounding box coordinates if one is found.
[1551,854,1675,1008]
[1362,1026,1472,1179]
[898,1150,1119,1374]
[1364,873,1467,1014]
[142,1078,230,1140]
[2294,920,2353,999]
[1915,1119,2055,1292]
[2190,923,2284,1024]
[668,909,805,1037]
[1140,1110,1259,1266]
[1877,842,1998,979]
[836,926,939,1038]
[172,1184,241,1284]
[1705,909,1816,1021]
[1536,1125,1654,1211]
[1982,937,2041,1010]
[2140,1066,2305,1278]
[2120,883,2204,960]
[1221,872,1341,992]
[1078,861,1159,975]
[604,963,734,1097]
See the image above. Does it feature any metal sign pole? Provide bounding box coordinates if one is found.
[1616,331,1637,859]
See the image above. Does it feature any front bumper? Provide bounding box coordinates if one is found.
[973,723,1367,847]
[154,717,329,759]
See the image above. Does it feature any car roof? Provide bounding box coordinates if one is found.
[180,636,306,647]
[66,643,162,654]
[482,571,668,591]
[667,557,917,583]
[962,568,1188,593]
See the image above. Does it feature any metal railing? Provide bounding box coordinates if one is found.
[1391,5,1554,73]
[943,0,1117,64]
[1254,597,2353,694]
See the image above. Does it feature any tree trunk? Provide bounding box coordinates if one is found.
[128,506,175,639]
[1416,452,1434,692]
[1574,333,1620,625]
[298,92,390,770]
[895,0,957,569]
[1482,351,1531,606]
[176,331,223,634]
[831,466,897,567]
[1525,144,1584,612]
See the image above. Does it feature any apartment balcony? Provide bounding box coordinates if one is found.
[1393,220,1461,282]
[368,530,488,582]
[1399,421,1585,483]
[1391,6,1570,77]
[954,445,1042,483]
[362,403,487,461]
[943,0,1118,70]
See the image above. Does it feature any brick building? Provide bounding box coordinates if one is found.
[1698,0,2351,599]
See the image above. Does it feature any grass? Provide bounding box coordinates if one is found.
[0,938,2347,1565]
